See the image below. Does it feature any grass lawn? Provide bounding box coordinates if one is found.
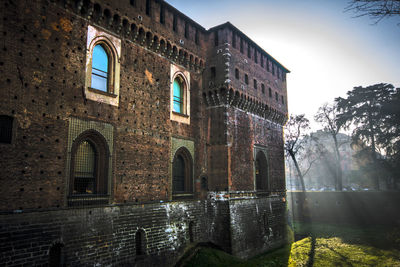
[183,223,400,266]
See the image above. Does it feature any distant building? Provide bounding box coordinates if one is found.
[0,0,289,265]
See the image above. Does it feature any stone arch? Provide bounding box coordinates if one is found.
[138,27,145,44]
[160,39,166,54]
[122,18,130,35]
[112,14,120,30]
[103,9,112,26]
[145,31,153,48]
[93,3,102,22]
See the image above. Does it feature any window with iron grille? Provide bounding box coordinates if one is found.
[68,130,109,206]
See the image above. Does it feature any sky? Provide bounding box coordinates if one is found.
[166,0,400,129]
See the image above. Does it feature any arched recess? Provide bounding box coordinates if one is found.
[69,130,110,196]
[49,242,65,267]
[172,147,193,196]
[255,148,269,191]
[135,229,147,256]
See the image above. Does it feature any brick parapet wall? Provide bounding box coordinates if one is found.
[0,197,286,266]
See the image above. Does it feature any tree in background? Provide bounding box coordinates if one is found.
[346,0,400,23]
[314,103,346,191]
[335,83,398,190]
[284,114,315,191]
[378,87,400,189]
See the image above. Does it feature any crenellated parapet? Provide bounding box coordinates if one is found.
[49,0,206,72]
[203,88,288,125]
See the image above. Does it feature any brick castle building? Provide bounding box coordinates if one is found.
[0,0,289,265]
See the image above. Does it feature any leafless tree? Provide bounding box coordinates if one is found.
[346,0,400,23]
[314,103,347,190]
[284,114,316,191]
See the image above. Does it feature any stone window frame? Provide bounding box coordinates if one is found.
[85,25,121,107]
[170,64,191,124]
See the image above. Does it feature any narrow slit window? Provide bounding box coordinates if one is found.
[173,14,177,32]
[145,0,151,16]
[185,22,189,38]
[254,79,257,90]
[261,84,265,94]
[0,115,13,144]
[269,88,272,98]
[160,4,165,24]
[235,68,239,80]
[91,44,108,92]
[245,74,249,85]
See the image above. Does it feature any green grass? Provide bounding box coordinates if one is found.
[183,223,400,267]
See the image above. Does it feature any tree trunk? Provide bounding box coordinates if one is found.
[289,150,306,192]
[368,111,380,190]
[332,135,343,191]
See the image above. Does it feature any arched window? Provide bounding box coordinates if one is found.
[255,151,269,191]
[173,77,184,113]
[172,147,193,196]
[85,25,121,106]
[69,130,109,204]
[170,67,190,124]
[91,44,109,92]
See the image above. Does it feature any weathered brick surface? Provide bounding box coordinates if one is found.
[0,0,289,265]
[229,196,287,259]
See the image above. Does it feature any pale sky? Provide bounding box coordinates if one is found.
[166,0,400,129]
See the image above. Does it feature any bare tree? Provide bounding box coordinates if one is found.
[284,114,315,191]
[346,0,400,23]
[314,103,346,190]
